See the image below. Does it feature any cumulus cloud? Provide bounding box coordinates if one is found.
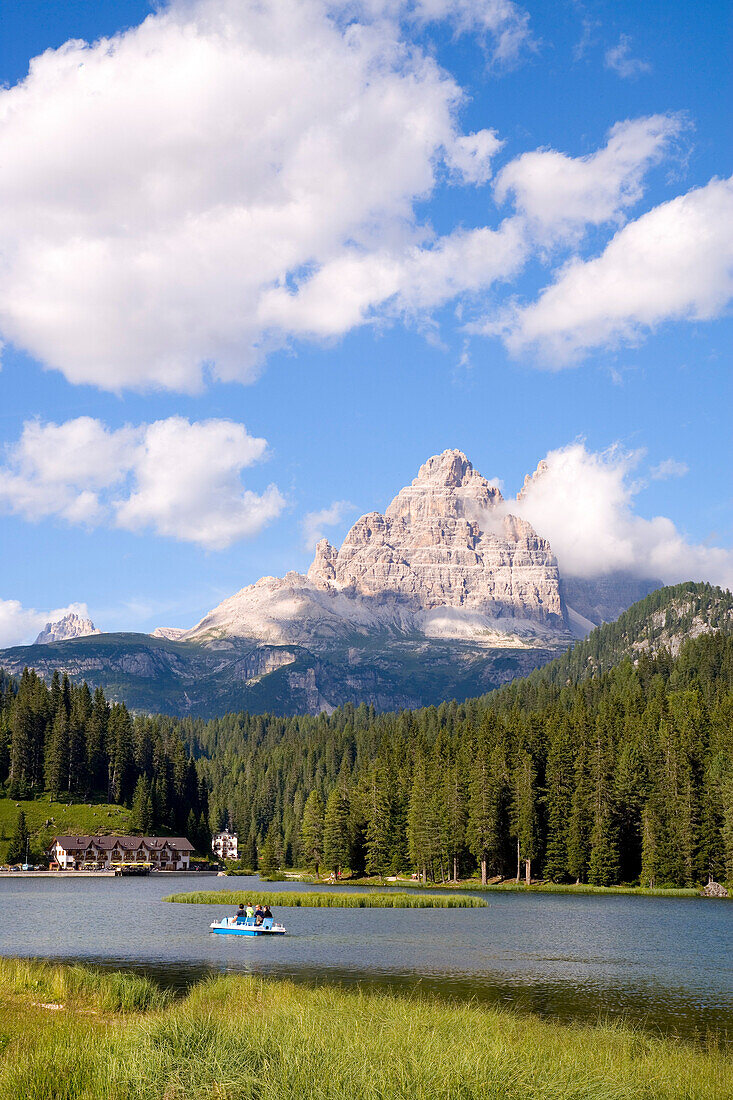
[302,500,354,551]
[510,443,733,589]
[0,0,722,385]
[0,600,93,650]
[0,0,531,392]
[260,220,527,336]
[493,115,684,241]
[493,176,733,361]
[0,417,284,549]
[605,35,652,80]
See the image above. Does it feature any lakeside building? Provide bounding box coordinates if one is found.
[212,829,238,860]
[49,835,195,871]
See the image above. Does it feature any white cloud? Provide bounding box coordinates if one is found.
[0,600,92,650]
[650,458,689,481]
[302,500,354,551]
[0,416,284,549]
[446,129,503,184]
[510,443,733,589]
[409,0,534,65]
[493,176,733,361]
[259,220,527,336]
[493,115,684,241]
[0,0,532,392]
[605,35,652,80]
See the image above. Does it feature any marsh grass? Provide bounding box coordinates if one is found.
[164,889,488,907]
[0,957,169,1012]
[469,883,705,898]
[0,962,729,1099]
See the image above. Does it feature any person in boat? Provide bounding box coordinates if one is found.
[263,905,273,921]
[254,904,264,926]
[246,904,255,921]
[234,903,247,924]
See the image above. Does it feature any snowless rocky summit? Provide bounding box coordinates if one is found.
[35,612,101,645]
[185,450,569,649]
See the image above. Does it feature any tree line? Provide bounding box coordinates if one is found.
[185,630,733,887]
[1,588,731,887]
[0,669,210,853]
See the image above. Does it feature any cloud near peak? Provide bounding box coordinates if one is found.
[510,442,733,590]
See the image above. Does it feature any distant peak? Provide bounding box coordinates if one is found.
[35,611,100,645]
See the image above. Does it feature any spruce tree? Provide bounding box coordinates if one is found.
[7,811,30,865]
[259,825,281,877]
[323,787,350,876]
[300,790,325,874]
[44,707,69,801]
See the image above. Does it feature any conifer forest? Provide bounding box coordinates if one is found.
[1,586,732,888]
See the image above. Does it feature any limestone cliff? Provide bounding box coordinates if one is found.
[187,450,568,648]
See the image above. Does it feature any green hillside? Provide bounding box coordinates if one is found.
[530,581,733,688]
[0,796,133,864]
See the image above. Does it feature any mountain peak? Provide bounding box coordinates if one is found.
[35,612,100,645]
[414,449,474,486]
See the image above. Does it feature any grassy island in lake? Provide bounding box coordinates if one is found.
[164,889,487,907]
[0,958,728,1099]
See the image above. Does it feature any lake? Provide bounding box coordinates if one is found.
[0,875,730,1042]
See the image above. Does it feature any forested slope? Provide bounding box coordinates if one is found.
[0,669,210,858]
[184,625,733,889]
[2,582,732,887]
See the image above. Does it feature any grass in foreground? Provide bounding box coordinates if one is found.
[0,958,729,1099]
[164,889,487,907]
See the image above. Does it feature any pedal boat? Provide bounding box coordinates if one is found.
[210,915,286,936]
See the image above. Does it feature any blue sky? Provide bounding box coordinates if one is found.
[0,0,731,643]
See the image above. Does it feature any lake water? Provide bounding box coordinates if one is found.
[0,876,730,1042]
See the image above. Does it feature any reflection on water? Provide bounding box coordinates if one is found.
[1,875,730,1043]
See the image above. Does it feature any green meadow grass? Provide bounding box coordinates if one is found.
[164,889,488,907]
[468,882,705,898]
[0,959,729,1099]
[0,957,169,1013]
[0,796,134,862]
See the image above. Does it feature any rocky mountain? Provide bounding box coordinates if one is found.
[34,612,100,645]
[1,449,671,716]
[186,450,568,648]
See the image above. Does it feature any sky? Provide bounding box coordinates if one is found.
[0,0,731,645]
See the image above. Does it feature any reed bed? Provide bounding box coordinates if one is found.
[164,889,487,907]
[473,883,705,898]
[0,957,169,1013]
[0,962,729,1099]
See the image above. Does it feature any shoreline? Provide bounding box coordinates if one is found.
[0,957,728,1098]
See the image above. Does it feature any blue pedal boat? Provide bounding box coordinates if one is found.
[210,916,287,936]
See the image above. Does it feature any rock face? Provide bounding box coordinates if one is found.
[35,613,100,645]
[151,627,187,641]
[188,450,567,648]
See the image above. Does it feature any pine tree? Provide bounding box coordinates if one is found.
[513,749,538,885]
[543,716,574,882]
[7,811,30,865]
[259,825,281,877]
[363,765,392,876]
[300,790,325,874]
[130,775,153,834]
[467,740,508,885]
[441,763,466,882]
[323,787,350,876]
[44,707,69,800]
